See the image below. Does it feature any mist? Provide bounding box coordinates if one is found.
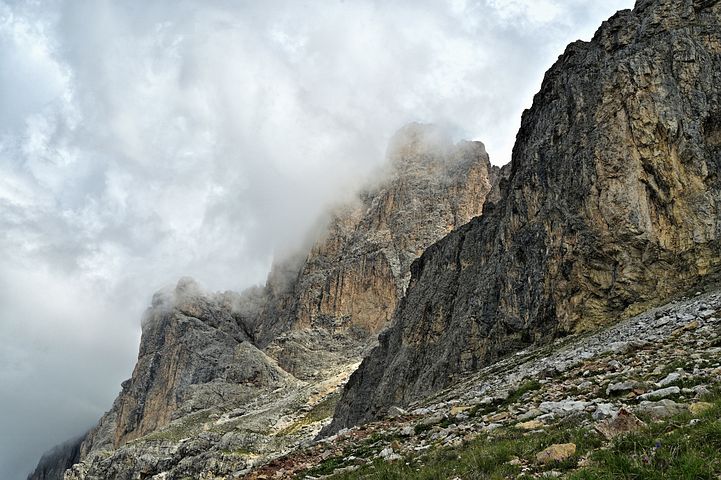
[0,1,633,478]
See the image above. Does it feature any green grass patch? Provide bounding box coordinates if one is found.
[570,393,721,479]
[301,421,600,479]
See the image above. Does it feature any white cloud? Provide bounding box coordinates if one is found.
[0,0,634,477]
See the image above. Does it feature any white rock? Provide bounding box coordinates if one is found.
[639,386,681,401]
[539,399,589,415]
[592,403,618,420]
[657,372,682,387]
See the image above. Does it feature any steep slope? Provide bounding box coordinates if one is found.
[250,286,721,479]
[328,0,721,433]
[34,125,504,480]
[78,278,296,455]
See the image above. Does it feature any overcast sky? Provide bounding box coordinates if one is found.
[0,0,634,478]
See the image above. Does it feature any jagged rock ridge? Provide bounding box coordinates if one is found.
[328,0,721,434]
[34,124,504,480]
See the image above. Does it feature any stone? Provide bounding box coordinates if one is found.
[539,400,589,415]
[516,420,544,430]
[419,414,445,426]
[484,423,502,432]
[606,381,642,397]
[636,399,688,420]
[595,409,646,439]
[387,406,407,418]
[607,360,623,371]
[592,404,618,421]
[694,385,712,399]
[639,386,681,401]
[517,408,543,421]
[683,320,701,331]
[536,444,576,464]
[657,372,683,387]
[449,405,471,416]
[379,447,401,461]
[399,426,414,437]
[486,411,511,422]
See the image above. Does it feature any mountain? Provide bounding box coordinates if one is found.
[27,436,84,480]
[327,0,721,434]
[32,124,504,480]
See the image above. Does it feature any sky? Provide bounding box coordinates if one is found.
[0,0,634,478]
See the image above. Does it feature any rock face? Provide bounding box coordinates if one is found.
[81,278,294,452]
[254,125,505,379]
[250,124,503,345]
[328,0,721,433]
[40,124,503,479]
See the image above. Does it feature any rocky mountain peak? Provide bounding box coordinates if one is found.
[327,0,721,434]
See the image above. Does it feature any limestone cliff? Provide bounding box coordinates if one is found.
[36,124,503,480]
[250,124,501,344]
[328,0,721,433]
[77,278,296,456]
[252,124,504,379]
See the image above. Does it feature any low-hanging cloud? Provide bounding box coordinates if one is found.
[0,0,633,478]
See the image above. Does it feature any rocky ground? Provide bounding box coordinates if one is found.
[242,285,721,479]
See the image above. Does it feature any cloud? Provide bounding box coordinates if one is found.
[0,0,634,477]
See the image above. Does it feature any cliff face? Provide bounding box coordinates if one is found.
[250,124,502,349]
[252,125,504,379]
[328,0,721,433]
[78,278,296,456]
[42,124,503,480]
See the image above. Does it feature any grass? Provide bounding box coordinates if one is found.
[569,394,721,480]
[303,420,600,479]
[304,390,721,480]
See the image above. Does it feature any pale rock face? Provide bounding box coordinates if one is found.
[328,0,721,434]
[79,278,295,454]
[250,123,503,345]
[246,123,505,380]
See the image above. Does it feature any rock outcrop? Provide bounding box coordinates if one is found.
[39,124,503,479]
[79,278,295,453]
[27,435,84,480]
[328,0,721,433]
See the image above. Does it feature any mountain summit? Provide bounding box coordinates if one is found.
[327,0,721,434]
